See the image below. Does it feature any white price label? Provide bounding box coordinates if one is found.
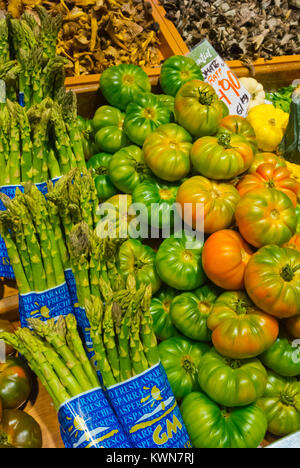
[187,40,251,117]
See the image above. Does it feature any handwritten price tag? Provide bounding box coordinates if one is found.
[187,40,250,117]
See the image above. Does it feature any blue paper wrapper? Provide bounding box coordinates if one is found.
[0,235,14,278]
[19,282,74,328]
[0,178,61,279]
[58,388,132,448]
[75,306,95,361]
[64,268,79,307]
[107,363,192,448]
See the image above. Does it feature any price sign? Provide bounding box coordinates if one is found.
[187,40,250,117]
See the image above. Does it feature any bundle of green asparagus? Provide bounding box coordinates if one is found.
[47,168,100,245]
[85,275,159,388]
[67,221,127,309]
[0,183,69,294]
[0,314,100,410]
[0,7,65,106]
[0,95,86,186]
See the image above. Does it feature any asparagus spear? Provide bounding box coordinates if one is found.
[0,219,30,294]
[140,284,159,368]
[118,299,134,382]
[65,314,100,389]
[129,294,149,376]
[4,101,21,185]
[15,104,33,182]
[69,222,92,307]
[50,103,77,173]
[56,88,86,170]
[85,297,117,388]
[27,104,51,183]
[103,302,120,383]
[35,6,63,59]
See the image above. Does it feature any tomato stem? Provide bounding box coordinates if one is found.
[281,264,300,282]
[181,355,195,374]
[198,89,214,106]
[218,133,232,149]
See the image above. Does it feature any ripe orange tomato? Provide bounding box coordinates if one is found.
[235,188,297,248]
[176,176,240,234]
[207,291,279,359]
[202,230,253,290]
[245,246,300,319]
[237,163,300,207]
[248,152,287,174]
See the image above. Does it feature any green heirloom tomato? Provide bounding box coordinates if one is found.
[181,392,268,449]
[87,153,117,201]
[150,288,178,341]
[132,179,179,230]
[260,335,300,377]
[0,357,31,409]
[0,409,42,449]
[94,176,117,202]
[156,231,206,291]
[198,348,268,407]
[157,95,175,115]
[175,80,224,138]
[160,56,203,97]
[124,93,173,147]
[109,146,152,194]
[143,123,192,182]
[170,284,220,342]
[93,106,128,154]
[100,64,151,111]
[118,239,161,294]
[159,337,210,400]
[257,372,300,437]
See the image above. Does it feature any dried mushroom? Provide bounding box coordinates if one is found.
[161,0,300,64]
[3,0,160,76]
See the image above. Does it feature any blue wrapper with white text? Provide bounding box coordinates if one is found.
[107,363,192,449]
[0,177,61,279]
[58,387,132,448]
[19,282,74,328]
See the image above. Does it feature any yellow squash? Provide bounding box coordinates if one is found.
[247,104,289,152]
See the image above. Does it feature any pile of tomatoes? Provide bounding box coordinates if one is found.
[0,320,42,448]
[81,57,300,448]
